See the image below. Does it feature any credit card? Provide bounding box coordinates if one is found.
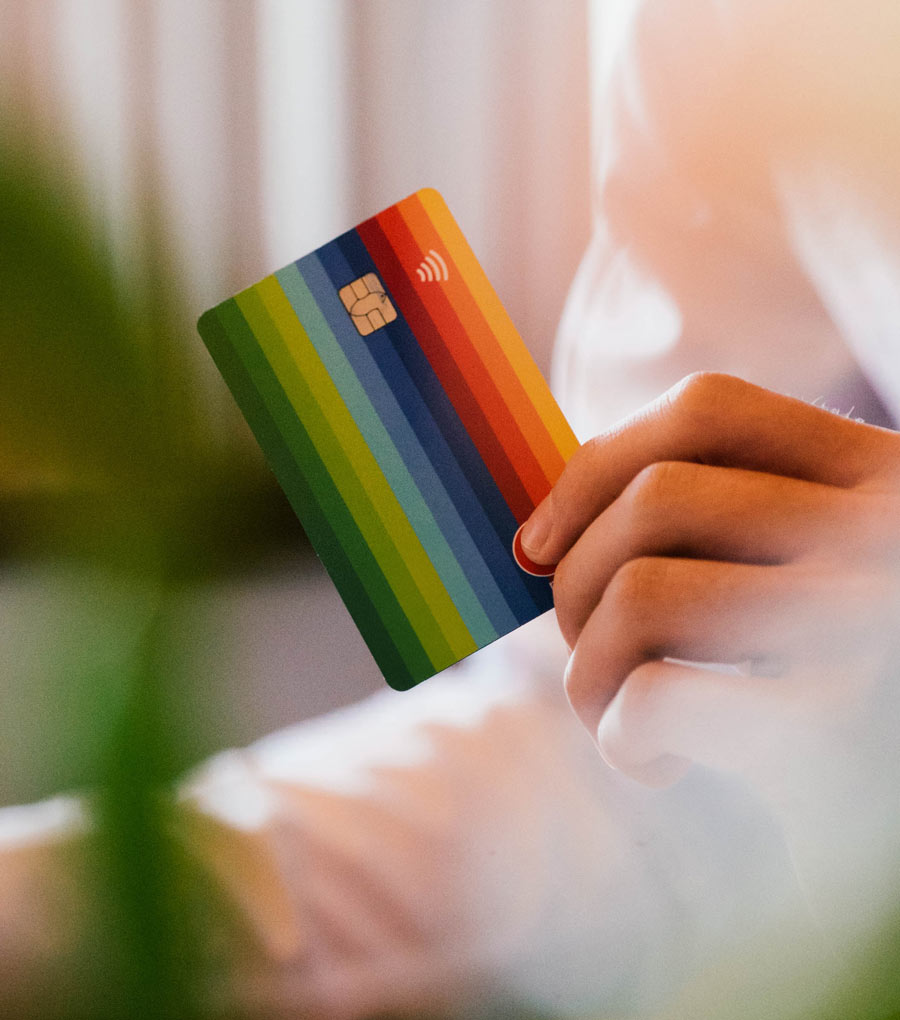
[198,188,578,689]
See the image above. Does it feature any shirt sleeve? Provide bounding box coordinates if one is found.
[167,619,795,1019]
[552,0,894,441]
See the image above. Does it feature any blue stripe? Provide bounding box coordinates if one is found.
[275,260,499,647]
[297,252,520,637]
[322,230,550,623]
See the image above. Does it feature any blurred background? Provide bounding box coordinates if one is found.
[0,0,594,807]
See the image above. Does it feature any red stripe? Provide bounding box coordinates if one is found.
[357,214,534,523]
[399,194,566,490]
[378,205,551,505]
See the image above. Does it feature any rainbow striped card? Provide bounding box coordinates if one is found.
[198,189,578,689]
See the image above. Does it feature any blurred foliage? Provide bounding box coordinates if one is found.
[0,124,308,579]
[0,120,310,1018]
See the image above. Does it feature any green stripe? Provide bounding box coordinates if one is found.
[248,277,473,664]
[209,300,431,685]
[237,281,474,667]
[275,263,497,647]
[202,300,433,687]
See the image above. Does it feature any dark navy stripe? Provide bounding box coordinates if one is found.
[296,251,519,636]
[324,229,548,624]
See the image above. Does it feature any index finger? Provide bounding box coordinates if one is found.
[519,372,897,567]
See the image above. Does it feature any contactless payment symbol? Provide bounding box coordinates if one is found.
[197,188,579,691]
[416,248,449,283]
[339,272,397,336]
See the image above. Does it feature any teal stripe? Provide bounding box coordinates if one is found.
[242,280,469,666]
[300,248,520,635]
[275,262,498,648]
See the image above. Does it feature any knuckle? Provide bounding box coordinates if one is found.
[551,554,580,646]
[596,666,657,769]
[604,556,663,612]
[666,371,744,422]
[625,460,691,516]
[565,435,603,480]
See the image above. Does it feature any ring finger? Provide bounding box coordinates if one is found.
[563,557,863,737]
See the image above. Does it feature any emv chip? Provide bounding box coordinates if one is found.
[338,273,398,336]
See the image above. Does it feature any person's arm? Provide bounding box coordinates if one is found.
[173,643,765,1018]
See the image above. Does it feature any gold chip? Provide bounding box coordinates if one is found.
[338,273,398,336]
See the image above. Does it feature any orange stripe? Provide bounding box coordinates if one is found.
[375,206,550,507]
[361,212,534,522]
[399,192,567,488]
[417,188,579,463]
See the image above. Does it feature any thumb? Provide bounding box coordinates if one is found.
[518,490,558,566]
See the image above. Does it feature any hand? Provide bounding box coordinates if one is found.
[520,373,900,795]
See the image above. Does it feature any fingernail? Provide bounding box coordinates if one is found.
[513,523,556,577]
[513,499,557,577]
[520,502,551,560]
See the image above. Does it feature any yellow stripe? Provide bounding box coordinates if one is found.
[238,277,476,665]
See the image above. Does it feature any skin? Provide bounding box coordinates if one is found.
[520,372,900,792]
